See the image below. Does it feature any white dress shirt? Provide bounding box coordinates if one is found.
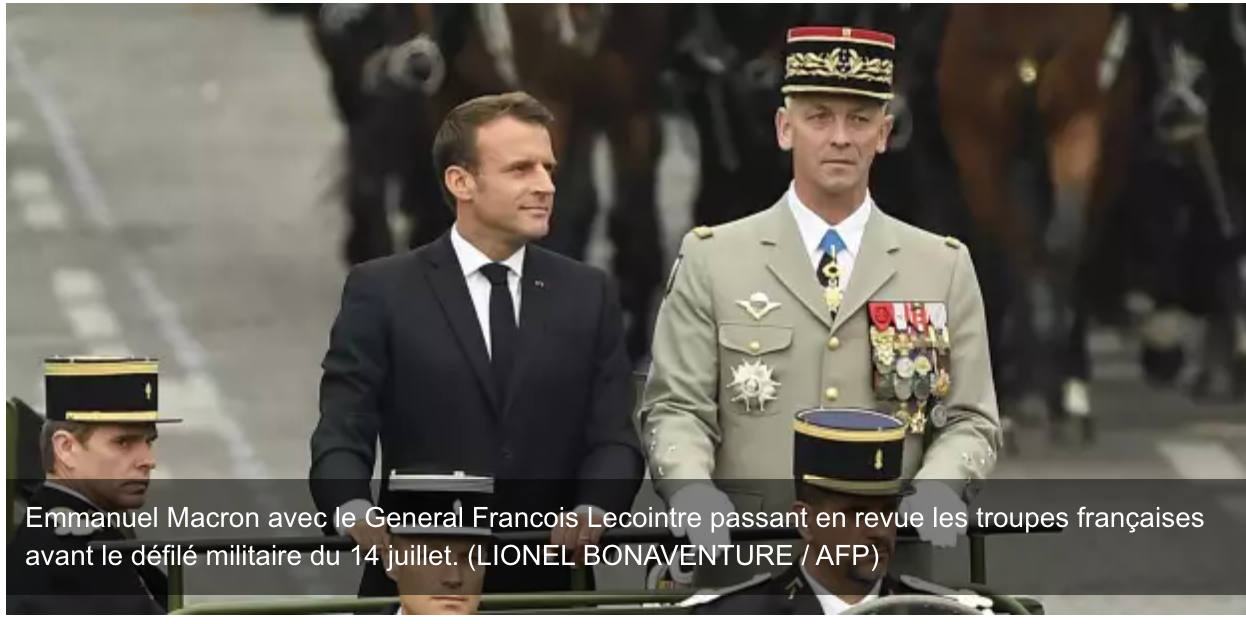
[802,564,881,615]
[787,182,873,293]
[450,224,524,358]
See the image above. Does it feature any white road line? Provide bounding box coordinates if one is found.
[9,118,27,141]
[1157,441,1246,480]
[63,303,121,341]
[52,268,103,302]
[10,168,52,198]
[23,199,68,231]
[11,39,332,593]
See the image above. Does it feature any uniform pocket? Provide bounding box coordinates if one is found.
[718,323,792,417]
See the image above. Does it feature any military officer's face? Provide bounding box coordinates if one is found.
[795,489,900,586]
[386,535,487,615]
[450,115,557,247]
[776,94,893,198]
[51,423,158,511]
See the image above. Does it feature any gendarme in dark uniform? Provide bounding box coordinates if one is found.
[682,409,994,615]
[7,357,178,614]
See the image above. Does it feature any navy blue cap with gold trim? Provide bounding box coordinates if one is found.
[783,26,896,101]
[794,408,912,497]
[386,468,495,539]
[43,356,179,424]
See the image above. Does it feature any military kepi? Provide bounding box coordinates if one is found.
[43,356,178,423]
[387,468,495,538]
[794,408,911,496]
[783,26,895,100]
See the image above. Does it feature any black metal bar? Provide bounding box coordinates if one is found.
[93,524,1060,554]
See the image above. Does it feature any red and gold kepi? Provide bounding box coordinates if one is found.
[783,26,896,100]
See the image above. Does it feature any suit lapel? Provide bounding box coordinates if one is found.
[761,201,834,330]
[503,250,549,416]
[831,208,900,334]
[425,234,500,414]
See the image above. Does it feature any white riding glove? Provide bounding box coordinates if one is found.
[899,481,968,548]
[668,483,735,551]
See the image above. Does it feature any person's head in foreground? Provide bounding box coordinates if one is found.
[792,407,911,603]
[434,91,557,259]
[775,27,895,208]
[385,467,495,615]
[41,356,179,511]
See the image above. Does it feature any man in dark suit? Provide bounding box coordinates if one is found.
[309,91,645,598]
[8,357,176,614]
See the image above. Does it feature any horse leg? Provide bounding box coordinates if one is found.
[605,110,665,365]
[344,119,395,265]
[541,118,600,262]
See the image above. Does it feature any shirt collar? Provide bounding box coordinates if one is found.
[451,223,525,279]
[801,564,881,615]
[787,182,873,259]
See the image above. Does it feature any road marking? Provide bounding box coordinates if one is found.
[52,268,103,302]
[1157,441,1246,480]
[10,39,330,593]
[8,118,27,141]
[10,168,52,198]
[23,199,67,230]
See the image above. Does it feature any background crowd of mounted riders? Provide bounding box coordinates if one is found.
[275,4,1246,446]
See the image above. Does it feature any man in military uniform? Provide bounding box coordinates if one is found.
[639,25,1001,582]
[7,357,178,614]
[682,409,994,615]
[382,466,495,616]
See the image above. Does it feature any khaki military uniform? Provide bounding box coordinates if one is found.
[638,198,1002,581]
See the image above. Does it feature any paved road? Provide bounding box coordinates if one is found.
[7,4,1245,613]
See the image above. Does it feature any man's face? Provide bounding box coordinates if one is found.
[54,423,158,511]
[454,115,557,245]
[796,489,900,586]
[776,94,892,197]
[386,535,486,615]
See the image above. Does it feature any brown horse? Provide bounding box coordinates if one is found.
[937,5,1126,444]
[392,4,673,363]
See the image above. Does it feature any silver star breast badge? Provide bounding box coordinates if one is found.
[728,359,781,412]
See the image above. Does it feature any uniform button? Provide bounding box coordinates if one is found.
[748,341,761,353]
[827,336,841,350]
[825,387,839,401]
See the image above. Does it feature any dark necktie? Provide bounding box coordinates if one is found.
[479,263,517,398]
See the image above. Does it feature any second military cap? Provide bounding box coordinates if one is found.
[43,356,179,424]
[794,408,911,497]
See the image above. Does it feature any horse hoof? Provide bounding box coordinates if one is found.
[1141,346,1185,387]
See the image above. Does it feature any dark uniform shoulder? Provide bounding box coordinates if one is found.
[895,575,995,613]
[681,573,775,615]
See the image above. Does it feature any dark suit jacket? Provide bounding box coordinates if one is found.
[7,484,169,614]
[310,232,644,596]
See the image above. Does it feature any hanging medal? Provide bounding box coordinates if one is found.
[822,248,843,315]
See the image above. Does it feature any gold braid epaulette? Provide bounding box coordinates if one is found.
[785,49,893,84]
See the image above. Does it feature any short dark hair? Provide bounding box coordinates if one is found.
[432,91,555,209]
[41,420,96,474]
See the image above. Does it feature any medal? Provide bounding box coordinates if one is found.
[914,374,931,400]
[909,404,927,434]
[930,403,948,428]
[895,406,911,428]
[896,332,914,353]
[929,302,948,330]
[934,369,951,398]
[876,372,895,399]
[940,327,951,351]
[906,303,929,334]
[914,354,932,376]
[892,303,908,331]
[895,356,914,379]
[869,302,894,331]
[824,285,843,313]
[895,376,913,400]
[728,359,781,412]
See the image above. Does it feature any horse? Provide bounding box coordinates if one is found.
[936,5,1130,445]
[1116,3,1246,402]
